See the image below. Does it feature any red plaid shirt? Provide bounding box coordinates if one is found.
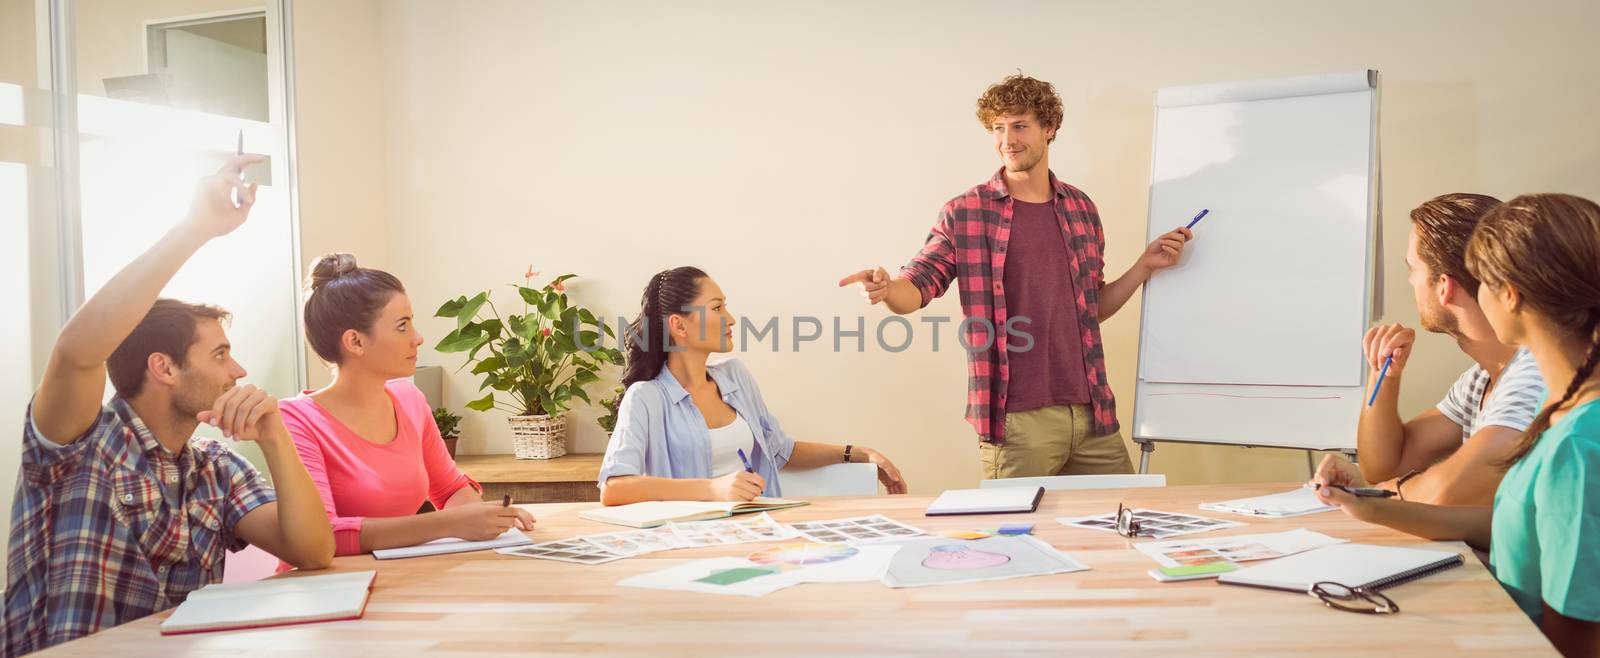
[4,398,275,655]
[900,168,1119,444]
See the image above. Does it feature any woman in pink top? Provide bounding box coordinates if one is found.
[279,253,534,556]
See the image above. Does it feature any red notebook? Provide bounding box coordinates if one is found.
[160,570,376,635]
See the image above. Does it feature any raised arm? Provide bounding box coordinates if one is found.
[32,155,263,444]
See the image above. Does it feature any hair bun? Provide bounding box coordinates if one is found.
[308,252,359,290]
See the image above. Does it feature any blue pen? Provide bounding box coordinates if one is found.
[1185,208,1209,229]
[736,448,755,473]
[1367,354,1393,407]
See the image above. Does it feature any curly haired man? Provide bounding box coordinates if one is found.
[840,74,1194,478]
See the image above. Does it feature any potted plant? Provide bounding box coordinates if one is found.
[597,386,625,436]
[433,269,623,459]
[432,407,463,458]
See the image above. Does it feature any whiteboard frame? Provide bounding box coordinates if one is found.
[1130,70,1381,469]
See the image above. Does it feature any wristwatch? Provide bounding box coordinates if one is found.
[842,444,853,464]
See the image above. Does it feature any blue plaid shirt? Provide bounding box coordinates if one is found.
[3,398,276,655]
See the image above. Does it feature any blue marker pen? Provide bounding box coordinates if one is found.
[1367,355,1393,407]
[1186,208,1210,229]
[736,448,755,474]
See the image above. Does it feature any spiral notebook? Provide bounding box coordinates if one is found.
[1217,543,1463,592]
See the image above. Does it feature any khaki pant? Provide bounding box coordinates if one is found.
[978,404,1134,479]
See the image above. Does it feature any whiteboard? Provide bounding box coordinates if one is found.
[1132,71,1379,451]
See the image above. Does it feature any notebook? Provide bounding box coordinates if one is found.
[1199,487,1337,518]
[160,570,377,635]
[578,497,809,528]
[1218,543,1463,592]
[372,527,533,560]
[924,486,1044,516]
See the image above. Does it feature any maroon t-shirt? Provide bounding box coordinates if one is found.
[1002,199,1092,412]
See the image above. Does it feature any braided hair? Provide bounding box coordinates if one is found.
[621,267,708,389]
[1463,193,1600,465]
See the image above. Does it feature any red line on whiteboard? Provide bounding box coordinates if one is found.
[1148,393,1343,400]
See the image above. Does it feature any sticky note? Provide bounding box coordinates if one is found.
[695,567,778,586]
[1158,562,1238,577]
[942,531,992,540]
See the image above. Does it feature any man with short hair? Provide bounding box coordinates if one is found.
[3,156,335,655]
[1317,193,1545,505]
[840,74,1193,478]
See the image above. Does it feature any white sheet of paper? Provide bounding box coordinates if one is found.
[617,558,796,597]
[778,544,902,583]
[1134,529,1348,568]
[881,536,1089,588]
[1199,487,1338,517]
[372,527,532,560]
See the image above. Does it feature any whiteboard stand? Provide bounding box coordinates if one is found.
[1130,70,1382,476]
[1135,438,1357,477]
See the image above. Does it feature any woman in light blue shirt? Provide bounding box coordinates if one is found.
[598,267,909,505]
[1316,194,1600,657]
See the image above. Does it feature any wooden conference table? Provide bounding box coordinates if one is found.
[39,483,1555,657]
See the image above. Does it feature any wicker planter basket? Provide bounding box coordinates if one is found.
[507,414,567,460]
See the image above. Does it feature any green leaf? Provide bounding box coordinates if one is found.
[550,274,578,287]
[510,315,541,342]
[435,327,484,353]
[457,292,489,329]
[465,393,495,412]
[435,295,466,318]
[468,335,494,361]
[574,369,600,386]
[517,286,543,306]
[478,318,504,338]
[470,355,506,375]
[570,386,592,405]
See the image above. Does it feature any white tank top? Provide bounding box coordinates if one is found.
[707,413,756,477]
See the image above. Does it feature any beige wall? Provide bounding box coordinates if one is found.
[290,0,1600,494]
[290,0,391,390]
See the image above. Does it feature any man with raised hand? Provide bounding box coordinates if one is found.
[4,156,335,655]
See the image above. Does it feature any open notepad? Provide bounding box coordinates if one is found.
[372,527,533,560]
[579,498,808,529]
[160,570,377,635]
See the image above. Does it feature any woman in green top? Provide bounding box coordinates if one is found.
[1315,193,1600,658]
